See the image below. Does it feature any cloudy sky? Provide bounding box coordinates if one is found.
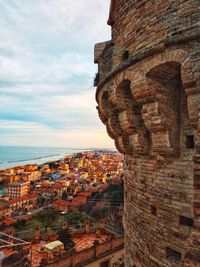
[0,0,114,148]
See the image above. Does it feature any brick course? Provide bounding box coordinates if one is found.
[94,1,200,266]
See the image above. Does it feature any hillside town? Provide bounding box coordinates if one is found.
[0,151,124,266]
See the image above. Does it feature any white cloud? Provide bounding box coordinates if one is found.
[0,120,114,148]
[0,0,112,147]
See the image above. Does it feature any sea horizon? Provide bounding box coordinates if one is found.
[0,145,115,171]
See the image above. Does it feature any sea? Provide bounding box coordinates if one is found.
[0,146,87,170]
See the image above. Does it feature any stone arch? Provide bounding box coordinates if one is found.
[144,61,193,156]
[143,49,187,76]
[115,79,134,110]
[146,61,181,81]
[131,49,187,105]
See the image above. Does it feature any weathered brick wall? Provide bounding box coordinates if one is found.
[95,1,200,266]
[112,236,124,250]
[96,240,112,257]
[98,0,200,77]
[42,237,124,267]
[124,156,194,267]
[72,247,95,266]
[98,42,114,81]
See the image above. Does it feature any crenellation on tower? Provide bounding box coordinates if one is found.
[94,0,200,266]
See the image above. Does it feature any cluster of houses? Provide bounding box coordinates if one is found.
[0,151,123,220]
[0,151,124,267]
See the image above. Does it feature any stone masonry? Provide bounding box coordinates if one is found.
[94,1,200,266]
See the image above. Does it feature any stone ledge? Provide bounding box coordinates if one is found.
[95,29,200,102]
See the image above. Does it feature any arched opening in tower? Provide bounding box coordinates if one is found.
[146,61,193,156]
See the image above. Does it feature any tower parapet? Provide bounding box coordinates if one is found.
[94,1,200,266]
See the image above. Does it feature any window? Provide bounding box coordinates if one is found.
[100,260,110,267]
[179,216,193,227]
[151,206,157,216]
[166,247,182,262]
[186,135,194,149]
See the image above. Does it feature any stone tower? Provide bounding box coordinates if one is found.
[94,1,200,266]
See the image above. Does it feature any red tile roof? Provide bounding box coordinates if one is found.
[1,217,16,225]
[53,199,70,206]
[77,191,91,197]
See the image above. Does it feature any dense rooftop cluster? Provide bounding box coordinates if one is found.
[0,151,123,217]
[0,151,124,267]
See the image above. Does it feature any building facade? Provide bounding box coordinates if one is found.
[95,1,200,266]
[7,181,30,199]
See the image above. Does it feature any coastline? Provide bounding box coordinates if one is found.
[0,148,116,171]
[0,149,86,171]
[0,153,67,171]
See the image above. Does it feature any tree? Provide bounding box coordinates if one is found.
[65,211,94,227]
[36,209,59,232]
[57,227,75,251]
